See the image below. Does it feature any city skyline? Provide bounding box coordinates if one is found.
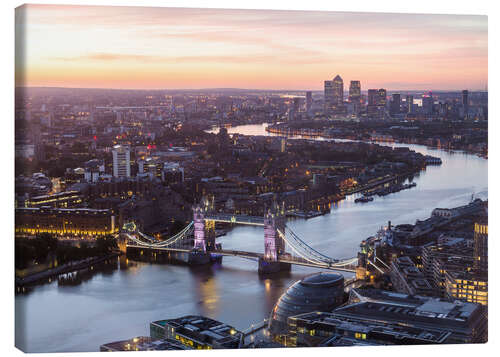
[14,4,488,352]
[15,5,488,91]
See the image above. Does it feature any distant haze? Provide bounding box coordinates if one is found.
[15,5,488,91]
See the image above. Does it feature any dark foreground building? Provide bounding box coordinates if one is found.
[100,336,188,351]
[343,288,487,343]
[286,288,487,346]
[288,311,452,347]
[150,315,243,350]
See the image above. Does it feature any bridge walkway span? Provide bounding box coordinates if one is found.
[126,244,356,272]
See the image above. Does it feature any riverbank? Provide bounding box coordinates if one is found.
[265,123,488,159]
[343,170,418,196]
[15,251,121,289]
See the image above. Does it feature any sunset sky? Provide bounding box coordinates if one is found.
[15,4,488,91]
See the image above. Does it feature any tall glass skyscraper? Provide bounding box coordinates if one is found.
[324,75,343,114]
[349,80,361,102]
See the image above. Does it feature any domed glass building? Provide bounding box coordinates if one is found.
[269,272,345,341]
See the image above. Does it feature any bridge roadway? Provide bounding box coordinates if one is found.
[203,214,264,226]
[126,244,357,273]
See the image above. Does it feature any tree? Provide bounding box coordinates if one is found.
[95,235,118,255]
[15,240,35,269]
[39,233,58,251]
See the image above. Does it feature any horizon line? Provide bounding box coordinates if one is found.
[16,85,488,93]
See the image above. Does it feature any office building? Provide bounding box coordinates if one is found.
[421,239,473,297]
[138,157,163,179]
[389,256,434,296]
[367,89,377,106]
[421,233,487,306]
[338,288,487,343]
[349,81,361,102]
[26,190,83,208]
[84,159,105,183]
[390,93,401,115]
[473,219,488,276]
[162,162,184,184]
[324,80,334,113]
[306,91,312,111]
[15,207,117,238]
[462,90,469,117]
[349,81,361,115]
[293,97,301,113]
[422,94,434,115]
[377,89,387,106]
[366,89,386,119]
[112,145,131,178]
[150,315,243,349]
[324,75,343,114]
[406,95,414,113]
[332,75,344,106]
[100,336,188,351]
[444,270,488,306]
[287,311,452,347]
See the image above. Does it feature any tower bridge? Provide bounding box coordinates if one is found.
[123,201,358,274]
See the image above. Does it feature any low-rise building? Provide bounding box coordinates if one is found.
[444,270,488,306]
[100,336,188,351]
[15,207,117,238]
[287,311,451,347]
[390,256,434,296]
[150,315,243,350]
[26,190,83,208]
[334,288,487,343]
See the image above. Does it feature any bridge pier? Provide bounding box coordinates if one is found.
[258,259,291,274]
[187,251,212,265]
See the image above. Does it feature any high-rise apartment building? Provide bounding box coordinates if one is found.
[112,145,131,178]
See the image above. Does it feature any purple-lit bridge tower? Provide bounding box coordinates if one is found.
[259,201,291,274]
[190,197,217,264]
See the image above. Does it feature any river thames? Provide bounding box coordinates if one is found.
[15,123,487,352]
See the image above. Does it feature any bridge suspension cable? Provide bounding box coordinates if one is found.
[282,225,337,263]
[278,226,358,268]
[126,221,194,248]
[277,228,329,267]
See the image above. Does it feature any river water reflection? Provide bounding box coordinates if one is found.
[15,123,487,352]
